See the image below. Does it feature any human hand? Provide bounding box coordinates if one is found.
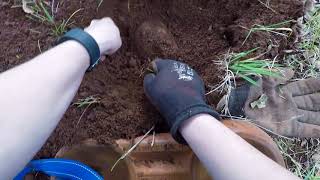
[217,69,320,137]
[85,17,122,55]
[144,59,220,143]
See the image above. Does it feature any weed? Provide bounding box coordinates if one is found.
[208,48,281,116]
[74,95,101,108]
[211,48,281,90]
[229,48,281,86]
[275,137,320,179]
[26,0,54,24]
[51,8,82,36]
[285,9,320,79]
[111,125,155,172]
[23,0,81,36]
[74,95,101,125]
[242,20,294,45]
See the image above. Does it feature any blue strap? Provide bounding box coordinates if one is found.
[14,159,104,180]
[58,28,101,71]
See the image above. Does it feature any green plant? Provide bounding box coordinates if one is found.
[207,48,281,116]
[74,95,101,108]
[52,8,82,36]
[275,137,320,179]
[24,0,82,36]
[74,95,101,125]
[26,0,54,24]
[304,165,320,180]
[285,9,320,79]
[228,48,281,85]
[242,20,293,45]
[208,48,281,94]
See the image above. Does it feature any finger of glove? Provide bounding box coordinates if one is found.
[295,121,320,137]
[152,58,176,73]
[286,78,320,97]
[294,93,320,111]
[263,68,294,85]
[143,73,156,94]
[297,109,320,125]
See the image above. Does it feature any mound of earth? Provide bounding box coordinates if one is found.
[0,0,303,158]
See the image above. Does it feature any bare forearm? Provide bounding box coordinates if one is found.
[0,40,89,178]
[180,114,299,180]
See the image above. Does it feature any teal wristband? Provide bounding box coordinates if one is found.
[58,28,101,71]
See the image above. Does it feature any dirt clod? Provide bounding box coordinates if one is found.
[134,20,178,58]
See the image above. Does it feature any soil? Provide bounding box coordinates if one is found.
[0,0,303,158]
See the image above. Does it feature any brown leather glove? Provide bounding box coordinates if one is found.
[217,70,320,137]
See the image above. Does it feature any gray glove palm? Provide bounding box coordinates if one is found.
[218,70,320,137]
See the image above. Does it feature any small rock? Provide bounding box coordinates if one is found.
[129,58,137,67]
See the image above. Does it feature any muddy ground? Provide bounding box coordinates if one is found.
[0,0,303,158]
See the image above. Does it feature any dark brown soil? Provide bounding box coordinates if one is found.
[0,0,303,158]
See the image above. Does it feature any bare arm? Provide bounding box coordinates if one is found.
[0,18,121,179]
[180,114,300,180]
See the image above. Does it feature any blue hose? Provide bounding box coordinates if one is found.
[14,159,104,180]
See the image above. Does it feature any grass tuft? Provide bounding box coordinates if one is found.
[74,95,101,125]
[275,137,320,179]
[74,95,101,108]
[210,48,281,93]
[52,8,82,37]
[23,0,82,36]
[285,9,320,79]
[242,20,294,45]
[228,48,282,86]
[208,48,281,116]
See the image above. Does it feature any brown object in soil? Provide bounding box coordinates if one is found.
[0,0,303,158]
[52,120,285,180]
[134,20,178,58]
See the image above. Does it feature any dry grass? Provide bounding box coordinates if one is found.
[285,7,320,79]
[208,48,280,116]
[241,20,294,46]
[275,137,320,179]
[73,95,101,125]
[278,4,320,179]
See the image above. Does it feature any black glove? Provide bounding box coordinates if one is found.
[144,59,220,144]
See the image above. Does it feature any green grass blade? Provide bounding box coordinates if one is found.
[39,0,54,23]
[65,8,83,28]
[237,73,259,86]
[264,20,293,28]
[231,47,259,62]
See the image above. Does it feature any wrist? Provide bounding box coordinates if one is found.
[58,28,101,71]
[180,113,216,131]
[84,29,105,55]
[62,40,91,69]
[169,104,220,144]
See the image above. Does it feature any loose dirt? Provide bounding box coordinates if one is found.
[0,0,303,158]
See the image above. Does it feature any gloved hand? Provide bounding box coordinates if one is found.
[217,69,320,137]
[144,59,220,144]
[85,17,122,55]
